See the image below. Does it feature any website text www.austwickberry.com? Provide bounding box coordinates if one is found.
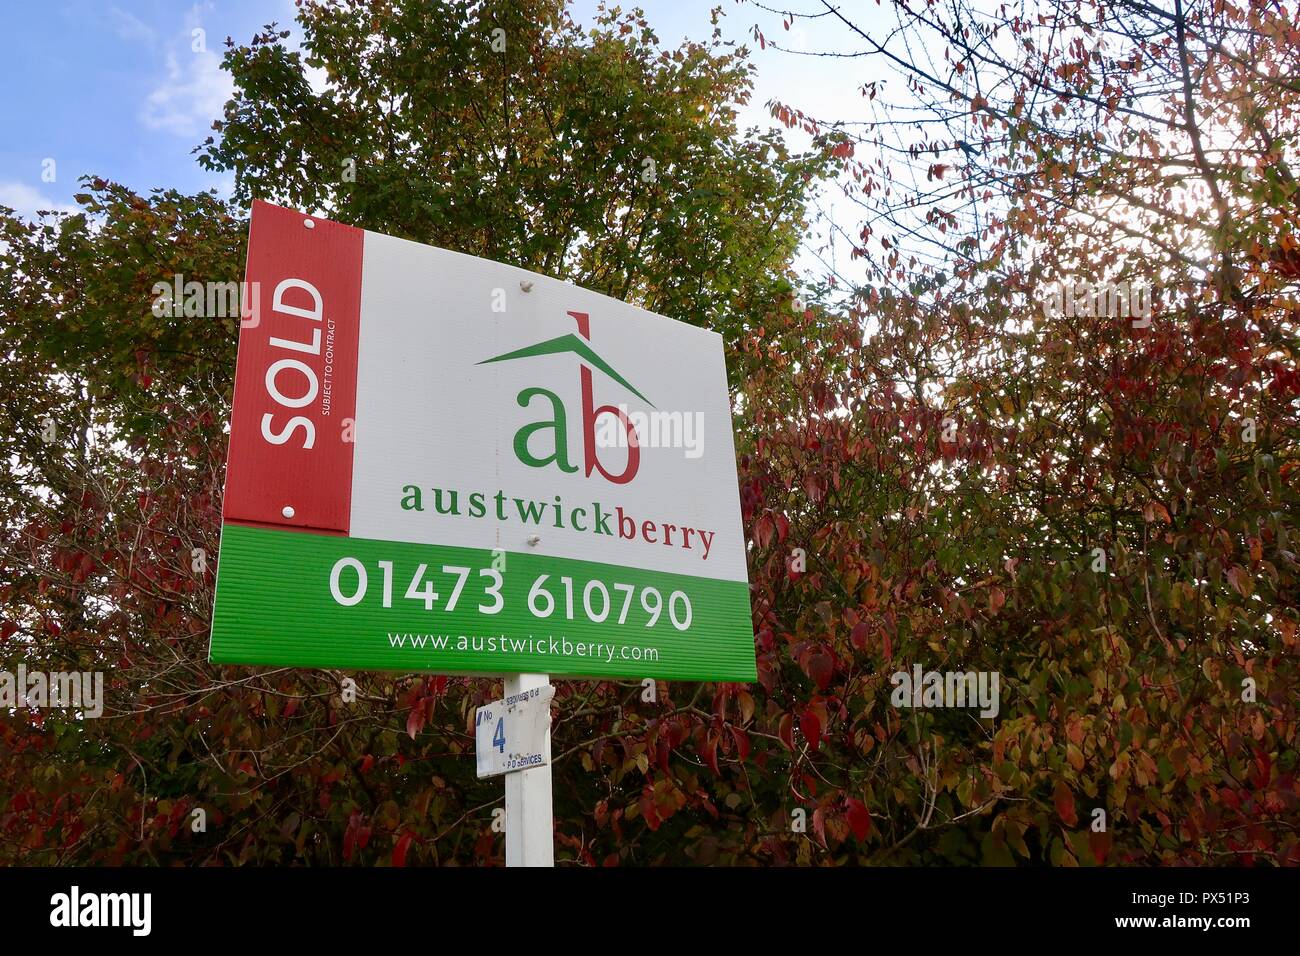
[386,631,661,665]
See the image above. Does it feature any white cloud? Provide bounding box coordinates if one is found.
[304,61,329,96]
[0,182,79,220]
[108,4,156,45]
[139,47,232,138]
[212,174,237,201]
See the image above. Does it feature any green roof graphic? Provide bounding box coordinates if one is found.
[477,333,655,407]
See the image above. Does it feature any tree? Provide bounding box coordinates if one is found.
[740,0,1299,862]
[198,0,827,363]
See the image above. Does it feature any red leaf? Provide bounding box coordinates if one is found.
[703,735,720,775]
[808,649,834,690]
[1252,748,1272,787]
[1066,716,1083,746]
[846,798,872,841]
[800,710,822,751]
[406,705,425,740]
[640,787,663,830]
[731,726,751,760]
[1088,829,1111,865]
[1226,566,1253,597]
[1054,781,1077,827]
[778,713,795,750]
[392,831,414,868]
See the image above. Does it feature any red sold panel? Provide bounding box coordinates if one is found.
[222,201,364,533]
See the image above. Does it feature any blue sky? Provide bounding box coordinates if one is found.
[0,1,259,216]
[0,1,884,278]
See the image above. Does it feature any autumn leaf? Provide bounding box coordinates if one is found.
[406,705,426,740]
[1054,781,1078,827]
[845,798,872,841]
[393,831,414,868]
[1226,566,1254,597]
[800,710,822,752]
[1088,830,1111,865]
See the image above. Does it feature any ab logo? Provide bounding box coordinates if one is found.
[479,310,650,484]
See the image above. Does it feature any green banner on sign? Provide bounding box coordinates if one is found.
[211,524,755,681]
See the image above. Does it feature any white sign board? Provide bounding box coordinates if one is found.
[211,201,755,682]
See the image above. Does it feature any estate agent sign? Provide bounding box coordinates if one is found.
[209,201,754,681]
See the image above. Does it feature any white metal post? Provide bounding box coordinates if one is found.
[504,672,554,867]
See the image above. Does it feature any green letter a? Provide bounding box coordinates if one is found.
[514,387,578,473]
